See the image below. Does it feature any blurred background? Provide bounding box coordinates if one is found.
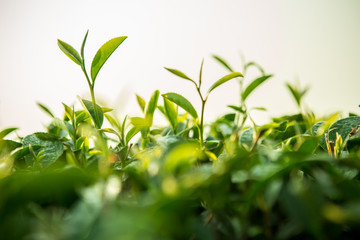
[0,0,359,135]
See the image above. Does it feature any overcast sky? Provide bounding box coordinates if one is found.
[1,0,360,135]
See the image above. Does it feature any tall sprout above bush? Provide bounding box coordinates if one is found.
[58,31,127,129]
[163,59,244,148]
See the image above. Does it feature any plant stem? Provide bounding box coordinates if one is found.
[82,66,100,128]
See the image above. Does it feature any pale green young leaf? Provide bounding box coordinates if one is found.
[145,90,160,125]
[242,75,273,101]
[212,55,234,72]
[126,127,140,144]
[130,117,150,128]
[80,30,89,61]
[208,72,244,94]
[57,39,82,65]
[62,103,74,122]
[91,36,127,82]
[162,92,198,119]
[164,97,178,130]
[164,67,197,86]
[136,94,146,113]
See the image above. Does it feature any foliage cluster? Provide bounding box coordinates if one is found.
[1,32,360,239]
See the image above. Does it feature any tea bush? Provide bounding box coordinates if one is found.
[1,32,360,239]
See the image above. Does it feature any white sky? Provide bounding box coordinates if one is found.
[1,0,360,135]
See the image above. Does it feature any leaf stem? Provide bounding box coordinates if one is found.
[81,66,100,128]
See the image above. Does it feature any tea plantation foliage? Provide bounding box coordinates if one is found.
[1,32,360,239]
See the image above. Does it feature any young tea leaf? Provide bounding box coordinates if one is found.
[57,39,82,65]
[207,72,243,94]
[91,36,127,82]
[78,98,104,128]
[164,67,197,86]
[36,102,55,118]
[164,97,178,130]
[162,93,198,119]
[145,90,160,125]
[80,30,89,61]
[241,75,273,101]
[0,127,18,139]
[136,94,146,113]
[212,55,234,72]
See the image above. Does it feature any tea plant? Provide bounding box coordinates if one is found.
[1,32,360,240]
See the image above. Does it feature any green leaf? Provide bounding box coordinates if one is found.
[126,127,140,144]
[320,116,360,150]
[136,94,146,113]
[212,55,234,72]
[244,61,265,75]
[62,103,74,122]
[208,72,244,94]
[145,90,160,125]
[80,30,89,61]
[36,102,55,118]
[0,139,22,152]
[162,93,198,119]
[0,127,18,139]
[91,36,127,82]
[130,117,150,128]
[198,58,204,87]
[164,97,178,130]
[78,98,104,128]
[22,133,64,168]
[164,67,197,85]
[241,74,272,101]
[57,39,82,65]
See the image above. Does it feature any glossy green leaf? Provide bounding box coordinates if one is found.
[78,98,104,128]
[162,93,198,119]
[164,97,178,130]
[136,94,146,113]
[208,72,244,94]
[57,39,82,65]
[91,36,127,82]
[0,127,18,139]
[241,74,272,101]
[212,54,234,72]
[22,133,64,168]
[164,67,197,85]
[145,90,160,125]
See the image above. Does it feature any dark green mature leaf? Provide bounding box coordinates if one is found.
[57,39,82,65]
[320,116,360,149]
[242,75,272,101]
[37,102,55,118]
[212,54,234,72]
[208,72,243,94]
[164,97,178,130]
[145,90,160,125]
[22,133,64,168]
[162,93,198,119]
[0,127,18,139]
[91,36,127,82]
[164,67,196,85]
[78,98,104,128]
